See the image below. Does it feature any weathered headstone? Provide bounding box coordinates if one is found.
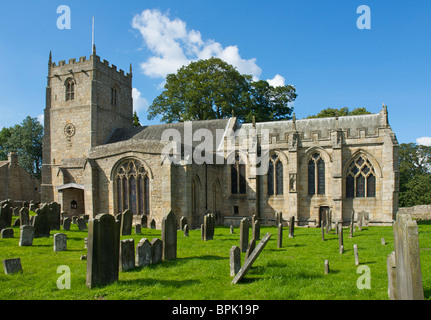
[136,238,152,267]
[135,224,142,234]
[12,217,20,227]
[12,207,19,217]
[289,216,295,238]
[276,212,283,226]
[245,238,256,260]
[253,219,260,240]
[230,246,241,277]
[141,215,148,228]
[353,244,359,266]
[230,225,234,234]
[203,213,214,241]
[183,224,189,237]
[49,202,61,230]
[321,221,325,241]
[239,218,249,252]
[339,225,344,249]
[324,260,330,274]
[86,213,121,289]
[381,237,386,245]
[201,224,204,240]
[19,225,34,246]
[180,216,188,231]
[387,251,397,300]
[3,258,22,275]
[72,216,78,224]
[0,203,12,230]
[150,238,162,264]
[121,209,133,235]
[150,219,156,229]
[390,214,424,300]
[19,207,30,226]
[339,245,344,254]
[231,233,272,284]
[33,204,52,238]
[277,223,283,248]
[120,239,135,272]
[53,233,67,252]
[162,211,177,261]
[63,217,71,231]
[1,228,13,238]
[77,218,87,231]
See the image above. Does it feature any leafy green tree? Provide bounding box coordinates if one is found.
[133,111,141,127]
[399,143,431,207]
[0,116,43,179]
[306,107,371,119]
[147,57,297,123]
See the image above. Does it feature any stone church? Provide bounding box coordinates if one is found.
[41,48,399,228]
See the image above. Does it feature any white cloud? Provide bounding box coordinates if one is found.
[132,88,149,112]
[37,114,44,125]
[416,137,431,146]
[131,9,264,80]
[267,74,286,87]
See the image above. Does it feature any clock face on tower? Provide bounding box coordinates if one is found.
[64,123,76,138]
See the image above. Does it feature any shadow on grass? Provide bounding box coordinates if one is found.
[117,278,200,288]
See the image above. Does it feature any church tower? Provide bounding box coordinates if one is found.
[41,46,133,204]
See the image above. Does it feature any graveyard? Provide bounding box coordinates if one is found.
[1,209,430,300]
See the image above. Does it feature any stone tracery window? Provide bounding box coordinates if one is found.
[346,156,376,198]
[65,78,75,101]
[231,154,246,194]
[308,153,325,195]
[268,154,283,196]
[114,159,150,215]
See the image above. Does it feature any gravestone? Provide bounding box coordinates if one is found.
[49,202,61,230]
[1,228,13,238]
[150,219,156,229]
[72,216,78,224]
[230,225,234,234]
[12,217,20,227]
[387,251,397,300]
[245,238,256,260]
[77,218,87,231]
[324,260,330,274]
[33,204,52,238]
[289,216,295,238]
[13,207,19,217]
[277,223,283,248]
[183,224,189,237]
[390,214,424,300]
[150,238,162,264]
[321,221,325,241]
[353,244,359,266]
[230,246,241,277]
[135,224,142,234]
[19,207,30,226]
[180,216,188,231]
[252,219,260,240]
[162,211,177,261]
[3,258,22,275]
[63,217,71,231]
[0,203,12,230]
[141,215,147,228]
[53,233,67,252]
[86,213,121,289]
[19,225,34,246]
[231,232,272,284]
[239,218,249,253]
[203,213,214,241]
[381,237,386,245]
[339,245,344,254]
[136,238,152,267]
[121,209,133,235]
[120,239,135,272]
[276,212,283,226]
[201,224,204,240]
[339,225,344,249]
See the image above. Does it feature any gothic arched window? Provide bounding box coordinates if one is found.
[231,154,246,194]
[268,154,284,195]
[115,159,150,215]
[65,78,75,101]
[308,153,325,195]
[346,156,376,198]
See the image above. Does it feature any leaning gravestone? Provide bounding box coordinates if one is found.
[239,218,249,253]
[33,204,52,238]
[230,245,241,277]
[19,225,34,246]
[388,213,424,300]
[121,209,133,235]
[136,238,152,267]
[150,238,162,265]
[86,213,121,289]
[3,258,22,275]
[162,211,177,261]
[231,232,272,284]
[245,238,256,260]
[19,207,30,226]
[53,233,67,252]
[120,239,135,272]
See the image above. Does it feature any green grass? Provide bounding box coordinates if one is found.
[0,221,430,300]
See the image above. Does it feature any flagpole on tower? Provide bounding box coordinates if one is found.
[92,16,95,55]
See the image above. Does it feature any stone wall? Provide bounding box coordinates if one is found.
[398,205,431,220]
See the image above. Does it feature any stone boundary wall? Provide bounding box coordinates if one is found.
[398,205,431,220]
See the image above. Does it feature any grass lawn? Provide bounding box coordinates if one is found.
[0,220,430,300]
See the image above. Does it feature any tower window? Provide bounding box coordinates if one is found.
[65,78,75,101]
[111,86,118,106]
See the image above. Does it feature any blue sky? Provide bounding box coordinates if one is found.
[0,0,430,145]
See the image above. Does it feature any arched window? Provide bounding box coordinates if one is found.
[65,78,75,101]
[71,200,77,209]
[231,154,246,194]
[114,159,150,215]
[346,156,376,198]
[268,154,283,195]
[111,86,118,106]
[308,153,325,195]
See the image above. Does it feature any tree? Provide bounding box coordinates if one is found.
[0,116,43,179]
[133,111,141,127]
[147,57,297,123]
[399,143,431,207]
[306,107,371,119]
